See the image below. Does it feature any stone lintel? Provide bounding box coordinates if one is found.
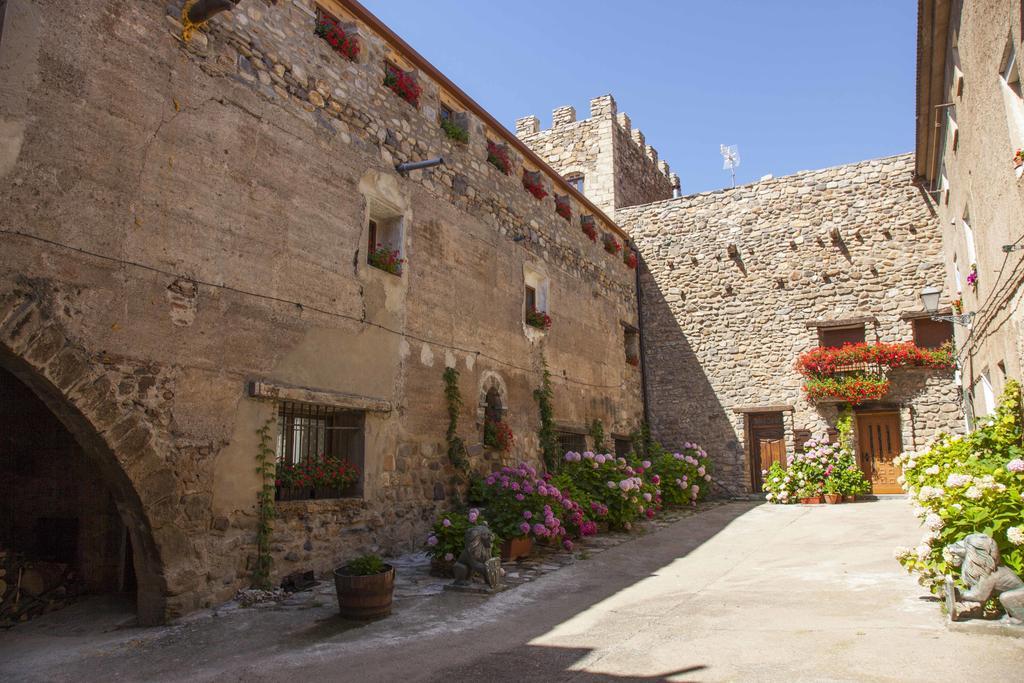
[248,379,392,412]
[804,316,879,329]
[732,404,795,414]
[900,308,952,320]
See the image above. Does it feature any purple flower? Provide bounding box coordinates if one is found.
[519,522,531,535]
[515,493,525,501]
[562,539,574,551]
[444,552,454,561]
[561,498,572,509]
[532,523,547,536]
[1008,459,1024,473]
[468,509,479,523]
[642,460,652,469]
[523,510,533,520]
[651,475,661,485]
[442,518,451,527]
[427,535,438,546]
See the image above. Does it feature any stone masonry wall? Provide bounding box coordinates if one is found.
[0,0,643,619]
[516,95,677,215]
[618,154,963,491]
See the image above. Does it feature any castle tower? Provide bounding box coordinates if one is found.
[515,94,678,216]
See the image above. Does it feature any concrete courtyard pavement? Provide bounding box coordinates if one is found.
[2,499,1021,682]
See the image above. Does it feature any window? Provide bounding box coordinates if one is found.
[523,266,550,331]
[565,173,584,195]
[276,402,364,499]
[818,325,866,348]
[0,1,6,48]
[439,104,453,123]
[556,431,587,456]
[1002,39,1021,97]
[524,285,536,314]
[1000,34,1024,164]
[623,325,640,366]
[912,318,953,349]
[961,206,976,266]
[977,371,996,417]
[439,103,469,142]
[613,437,633,459]
[367,204,405,276]
[939,163,950,205]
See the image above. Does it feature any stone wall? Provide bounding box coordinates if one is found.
[618,154,963,491]
[516,95,677,215]
[0,0,643,620]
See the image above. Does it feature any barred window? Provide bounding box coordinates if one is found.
[556,431,587,456]
[275,402,364,500]
[614,437,633,459]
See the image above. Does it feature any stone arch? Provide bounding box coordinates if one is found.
[476,371,508,424]
[0,286,184,625]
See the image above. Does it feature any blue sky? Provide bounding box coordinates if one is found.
[359,0,917,194]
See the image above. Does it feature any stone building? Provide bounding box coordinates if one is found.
[0,0,645,623]
[617,155,962,494]
[916,0,1024,421]
[515,97,679,215]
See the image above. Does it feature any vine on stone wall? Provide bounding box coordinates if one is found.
[589,418,607,454]
[443,367,469,472]
[253,418,277,589]
[836,405,854,451]
[534,359,559,473]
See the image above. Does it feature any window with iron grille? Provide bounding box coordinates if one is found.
[275,402,364,500]
[613,437,633,459]
[556,431,587,456]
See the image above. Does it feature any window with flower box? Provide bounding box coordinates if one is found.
[623,325,640,367]
[523,269,551,331]
[818,324,865,349]
[439,103,469,143]
[275,402,364,501]
[384,60,421,108]
[314,5,360,61]
[556,430,587,455]
[367,204,405,276]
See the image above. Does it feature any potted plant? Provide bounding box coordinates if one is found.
[522,171,547,200]
[626,353,640,367]
[525,307,552,331]
[486,140,512,175]
[797,485,822,505]
[383,63,421,107]
[823,478,842,504]
[967,263,978,292]
[440,117,469,143]
[483,417,515,451]
[275,457,360,500]
[624,250,638,270]
[333,554,395,620]
[554,195,572,221]
[1014,149,1024,169]
[602,234,622,255]
[315,14,360,61]
[368,243,405,275]
[580,215,598,242]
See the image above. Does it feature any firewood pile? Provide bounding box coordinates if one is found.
[0,549,80,627]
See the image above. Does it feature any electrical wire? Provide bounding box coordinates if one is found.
[1,229,628,390]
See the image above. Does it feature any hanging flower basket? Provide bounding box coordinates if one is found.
[580,215,597,241]
[487,140,511,175]
[624,250,638,270]
[602,234,622,255]
[1014,149,1024,169]
[384,63,421,108]
[522,171,547,200]
[554,195,572,221]
[315,15,360,61]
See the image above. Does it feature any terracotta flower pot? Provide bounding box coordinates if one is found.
[799,496,822,505]
[500,536,533,561]
[843,495,857,503]
[824,493,842,504]
[333,564,395,620]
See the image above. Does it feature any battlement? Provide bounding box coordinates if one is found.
[516,94,678,212]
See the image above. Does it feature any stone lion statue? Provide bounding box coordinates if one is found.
[944,533,1024,624]
[452,525,502,590]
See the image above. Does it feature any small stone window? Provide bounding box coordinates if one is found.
[623,325,640,366]
[565,173,584,195]
[556,430,587,456]
[818,325,865,348]
[439,103,469,143]
[275,402,364,500]
[523,267,550,331]
[367,204,405,276]
[613,437,633,458]
[912,318,953,350]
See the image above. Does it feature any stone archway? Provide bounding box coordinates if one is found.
[0,286,184,625]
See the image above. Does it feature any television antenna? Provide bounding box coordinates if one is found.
[720,144,740,188]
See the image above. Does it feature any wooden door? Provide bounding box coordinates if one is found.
[857,412,903,494]
[749,413,786,492]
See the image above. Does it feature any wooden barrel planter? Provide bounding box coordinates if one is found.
[500,536,533,561]
[333,564,395,620]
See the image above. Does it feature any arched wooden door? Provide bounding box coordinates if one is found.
[856,411,903,494]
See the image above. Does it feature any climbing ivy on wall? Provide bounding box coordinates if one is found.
[253,418,277,589]
[534,359,559,473]
[589,419,607,454]
[836,405,854,451]
[443,367,469,472]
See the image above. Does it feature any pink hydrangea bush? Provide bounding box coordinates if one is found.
[648,442,714,507]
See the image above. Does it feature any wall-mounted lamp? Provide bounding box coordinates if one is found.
[396,157,445,175]
[920,285,974,325]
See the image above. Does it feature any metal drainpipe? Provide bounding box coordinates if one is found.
[186,0,241,25]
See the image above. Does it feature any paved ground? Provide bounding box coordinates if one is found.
[2,500,1021,682]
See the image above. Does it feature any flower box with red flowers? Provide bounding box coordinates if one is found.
[554,195,572,221]
[525,307,552,331]
[368,243,405,276]
[626,353,640,367]
[522,170,547,200]
[1015,149,1024,169]
[483,418,515,451]
[383,63,421,108]
[624,250,638,270]
[486,140,512,175]
[315,14,360,61]
[602,234,622,255]
[580,215,598,241]
[275,458,360,501]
